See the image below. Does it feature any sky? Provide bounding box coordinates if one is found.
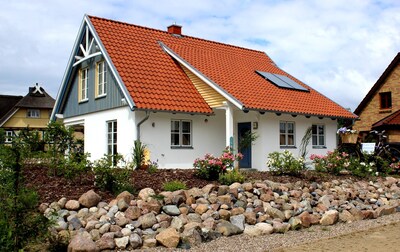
[1,0,400,112]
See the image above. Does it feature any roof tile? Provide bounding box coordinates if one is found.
[89,16,355,118]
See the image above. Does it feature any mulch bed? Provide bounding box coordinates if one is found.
[22,164,362,204]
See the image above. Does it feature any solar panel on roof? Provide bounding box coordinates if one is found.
[256,71,309,92]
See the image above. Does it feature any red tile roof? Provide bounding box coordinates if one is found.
[372,109,400,129]
[89,16,356,119]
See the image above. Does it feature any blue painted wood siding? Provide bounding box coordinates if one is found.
[62,55,127,118]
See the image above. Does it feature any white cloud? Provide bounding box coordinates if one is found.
[0,0,399,112]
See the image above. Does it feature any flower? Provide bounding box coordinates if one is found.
[337,127,357,135]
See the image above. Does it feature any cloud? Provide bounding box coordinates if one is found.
[0,0,399,112]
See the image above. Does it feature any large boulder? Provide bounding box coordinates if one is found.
[79,190,101,208]
[156,227,180,248]
[68,232,99,252]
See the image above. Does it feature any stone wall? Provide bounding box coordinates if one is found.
[40,177,400,251]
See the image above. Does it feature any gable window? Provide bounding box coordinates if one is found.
[107,121,117,166]
[171,120,192,148]
[312,124,325,147]
[96,61,107,97]
[280,121,295,147]
[27,109,40,118]
[380,92,392,109]
[79,68,89,102]
[5,131,13,143]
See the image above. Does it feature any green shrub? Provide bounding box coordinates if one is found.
[162,180,187,191]
[132,140,146,169]
[218,169,246,185]
[266,150,306,176]
[93,155,135,195]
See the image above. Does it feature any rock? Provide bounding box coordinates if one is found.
[124,206,141,220]
[217,195,231,205]
[266,207,285,220]
[273,221,290,233]
[90,229,100,241]
[95,232,115,250]
[320,210,339,226]
[129,233,142,249]
[79,190,101,208]
[216,220,242,236]
[65,200,80,211]
[162,205,181,216]
[115,236,129,249]
[230,214,245,232]
[195,204,209,215]
[58,197,68,208]
[288,216,302,230]
[156,227,180,248]
[219,209,231,220]
[98,223,111,234]
[139,212,157,229]
[255,223,274,235]
[170,216,184,231]
[117,199,129,211]
[68,217,82,230]
[181,225,202,247]
[116,191,133,205]
[339,209,355,223]
[243,225,262,236]
[39,203,49,213]
[68,232,99,252]
[243,211,257,225]
[138,188,156,202]
[142,238,157,248]
[375,205,397,217]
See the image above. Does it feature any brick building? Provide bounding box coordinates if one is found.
[353,53,400,143]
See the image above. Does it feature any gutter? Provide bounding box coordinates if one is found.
[136,111,150,141]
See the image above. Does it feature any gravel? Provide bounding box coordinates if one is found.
[146,212,400,252]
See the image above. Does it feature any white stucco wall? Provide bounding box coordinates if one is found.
[234,111,338,171]
[64,107,338,170]
[139,110,226,168]
[64,106,136,163]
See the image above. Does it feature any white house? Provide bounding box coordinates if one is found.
[51,15,357,170]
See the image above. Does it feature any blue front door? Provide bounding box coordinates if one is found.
[238,122,252,168]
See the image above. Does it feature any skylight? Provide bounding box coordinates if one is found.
[256,71,309,92]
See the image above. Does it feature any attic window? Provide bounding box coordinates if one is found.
[380,92,392,109]
[256,71,309,92]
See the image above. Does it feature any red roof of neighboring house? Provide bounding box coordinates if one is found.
[88,16,356,119]
[372,109,400,129]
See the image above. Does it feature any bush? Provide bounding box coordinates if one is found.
[93,155,135,195]
[163,180,187,191]
[266,150,306,176]
[132,140,146,169]
[194,147,243,180]
[0,144,50,250]
[218,169,246,185]
[310,151,378,177]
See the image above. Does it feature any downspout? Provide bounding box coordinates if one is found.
[136,111,150,141]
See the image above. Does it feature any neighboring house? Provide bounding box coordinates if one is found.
[353,53,400,143]
[51,15,356,170]
[0,83,55,144]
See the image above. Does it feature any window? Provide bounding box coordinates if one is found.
[79,68,88,102]
[27,109,40,118]
[96,61,107,97]
[171,120,192,147]
[380,92,392,109]
[280,121,295,146]
[5,131,13,143]
[312,124,325,147]
[107,121,117,165]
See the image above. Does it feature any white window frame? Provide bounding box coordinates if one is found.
[280,121,295,147]
[79,67,89,102]
[312,124,326,147]
[5,131,13,143]
[107,120,117,165]
[27,109,40,118]
[96,61,107,97]
[171,120,192,148]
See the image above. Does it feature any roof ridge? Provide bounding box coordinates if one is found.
[87,15,271,58]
